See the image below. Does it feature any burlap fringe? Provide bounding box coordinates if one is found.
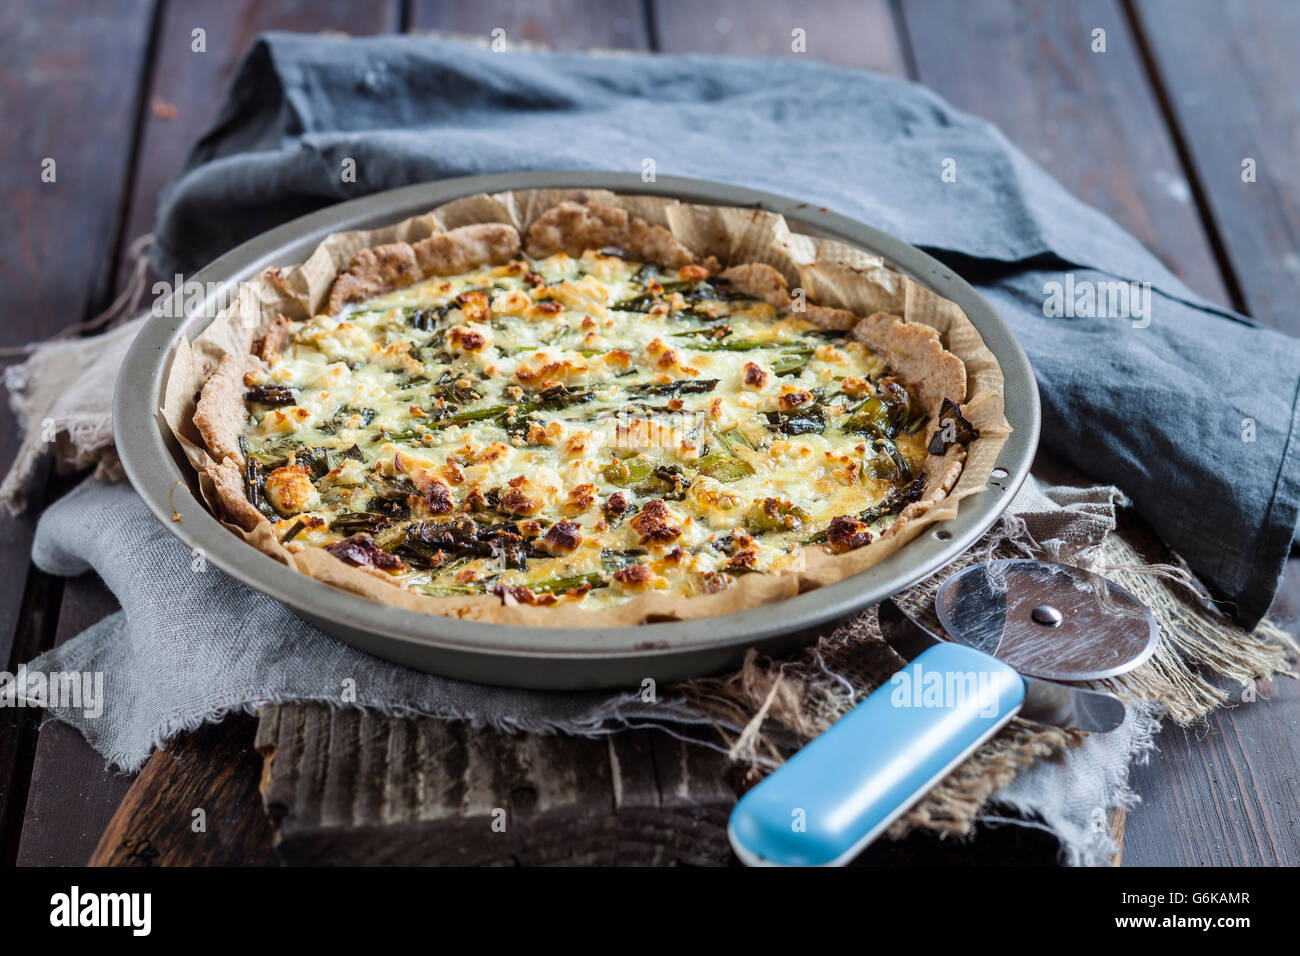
[1089,541,1298,722]
[675,514,1298,841]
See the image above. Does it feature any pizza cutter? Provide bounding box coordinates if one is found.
[728,558,1159,867]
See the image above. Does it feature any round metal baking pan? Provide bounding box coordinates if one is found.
[114,172,1039,689]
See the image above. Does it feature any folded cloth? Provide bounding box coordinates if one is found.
[145,33,1300,628]
[23,473,1158,866]
[0,317,139,509]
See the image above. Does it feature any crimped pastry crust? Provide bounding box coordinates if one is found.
[173,195,1009,627]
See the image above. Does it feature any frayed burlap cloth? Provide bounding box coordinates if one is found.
[676,478,1297,856]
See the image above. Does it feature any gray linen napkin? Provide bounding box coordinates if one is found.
[21,473,1151,865]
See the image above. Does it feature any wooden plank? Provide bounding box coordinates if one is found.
[256,703,736,865]
[410,0,649,51]
[251,703,1070,865]
[897,0,1231,307]
[118,0,402,280]
[0,0,156,865]
[15,578,133,866]
[1131,0,1300,330]
[895,0,1299,868]
[1121,555,1300,868]
[653,0,907,74]
[1124,672,1299,866]
[1118,0,1300,863]
[0,556,62,865]
[647,730,734,808]
[0,0,154,336]
[88,713,276,866]
[607,731,660,810]
[16,0,402,868]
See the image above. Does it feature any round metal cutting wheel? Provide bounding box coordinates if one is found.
[935,559,1159,682]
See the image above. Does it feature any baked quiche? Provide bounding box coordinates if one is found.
[195,200,978,614]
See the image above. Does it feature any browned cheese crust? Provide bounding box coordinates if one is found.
[714,270,971,550]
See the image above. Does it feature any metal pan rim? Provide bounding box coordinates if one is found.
[113,171,1040,688]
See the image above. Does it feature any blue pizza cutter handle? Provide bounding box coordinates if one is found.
[727,642,1025,867]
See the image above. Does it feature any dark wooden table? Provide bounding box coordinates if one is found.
[2,0,1297,867]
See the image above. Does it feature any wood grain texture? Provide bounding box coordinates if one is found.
[252,703,1069,866]
[897,0,1299,868]
[1118,0,1300,863]
[1124,554,1300,867]
[0,0,155,864]
[13,0,402,868]
[410,0,650,51]
[0,556,61,866]
[653,0,907,74]
[1131,0,1300,330]
[898,0,1231,307]
[1125,674,1299,866]
[255,704,736,865]
[118,0,402,280]
[88,713,275,866]
[0,0,154,335]
[16,578,133,866]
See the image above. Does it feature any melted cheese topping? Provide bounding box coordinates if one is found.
[239,252,931,609]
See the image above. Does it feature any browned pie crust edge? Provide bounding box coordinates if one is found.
[172,195,1009,628]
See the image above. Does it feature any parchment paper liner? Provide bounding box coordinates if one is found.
[162,189,1011,627]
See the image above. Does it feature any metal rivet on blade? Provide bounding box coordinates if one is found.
[1031,604,1063,627]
